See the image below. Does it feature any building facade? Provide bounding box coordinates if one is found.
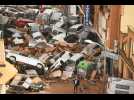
[119,26,134,79]
[93,5,122,50]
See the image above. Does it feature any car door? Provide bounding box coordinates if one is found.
[26,57,38,66]
[15,53,29,64]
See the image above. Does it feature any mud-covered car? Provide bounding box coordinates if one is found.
[5,49,48,72]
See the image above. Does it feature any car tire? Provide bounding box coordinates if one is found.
[36,63,43,69]
[9,56,16,64]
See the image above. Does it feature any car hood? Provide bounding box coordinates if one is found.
[53,33,66,41]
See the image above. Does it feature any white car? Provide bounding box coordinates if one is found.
[50,51,72,72]
[52,21,65,29]
[12,32,24,45]
[68,15,80,25]
[29,32,48,48]
[70,53,84,62]
[32,32,44,41]
[69,24,83,34]
[50,11,63,22]
[52,27,66,41]
[4,7,24,16]
[25,23,40,33]
[5,50,48,71]
[13,37,24,45]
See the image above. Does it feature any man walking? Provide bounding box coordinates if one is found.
[73,76,80,93]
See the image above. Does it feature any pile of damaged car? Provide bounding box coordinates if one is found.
[0,5,108,94]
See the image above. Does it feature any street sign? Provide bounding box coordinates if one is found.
[84,5,90,26]
[101,51,119,60]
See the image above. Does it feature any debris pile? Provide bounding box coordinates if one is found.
[0,5,104,94]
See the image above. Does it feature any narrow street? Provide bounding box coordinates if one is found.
[30,79,104,94]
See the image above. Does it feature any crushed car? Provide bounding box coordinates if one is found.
[5,49,48,72]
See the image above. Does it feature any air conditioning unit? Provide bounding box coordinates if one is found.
[106,77,134,94]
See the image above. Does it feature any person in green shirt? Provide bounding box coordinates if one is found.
[77,60,91,80]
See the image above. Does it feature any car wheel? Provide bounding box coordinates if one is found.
[36,63,43,69]
[9,56,16,64]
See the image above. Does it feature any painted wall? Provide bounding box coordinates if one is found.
[121,5,134,33]
[107,5,121,49]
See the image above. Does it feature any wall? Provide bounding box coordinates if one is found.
[107,5,121,50]
[93,5,109,43]
[119,5,134,79]
[119,26,134,79]
[121,5,134,33]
